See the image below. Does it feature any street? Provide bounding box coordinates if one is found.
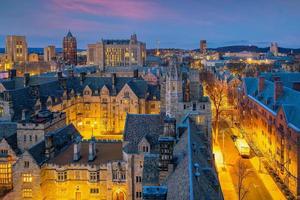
[217,120,273,200]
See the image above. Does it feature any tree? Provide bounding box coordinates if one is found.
[205,80,227,144]
[235,159,253,200]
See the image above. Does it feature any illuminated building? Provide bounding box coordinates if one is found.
[200,40,207,54]
[63,31,77,65]
[0,70,160,139]
[28,53,39,62]
[44,46,56,62]
[5,35,28,63]
[87,34,146,67]
[238,73,300,198]
[270,42,279,56]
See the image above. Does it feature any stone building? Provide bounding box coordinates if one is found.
[238,73,300,198]
[44,46,56,62]
[0,70,160,139]
[5,35,28,63]
[87,34,146,67]
[63,31,77,66]
[123,112,221,200]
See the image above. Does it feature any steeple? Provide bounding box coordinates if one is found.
[66,30,73,38]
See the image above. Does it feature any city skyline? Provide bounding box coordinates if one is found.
[1,0,300,49]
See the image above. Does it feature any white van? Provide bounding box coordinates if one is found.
[235,138,250,158]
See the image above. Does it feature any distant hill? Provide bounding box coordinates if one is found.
[209,45,300,54]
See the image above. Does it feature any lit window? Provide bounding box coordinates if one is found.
[89,172,99,182]
[22,173,32,183]
[0,163,12,184]
[57,171,67,181]
[22,188,32,198]
[90,188,99,194]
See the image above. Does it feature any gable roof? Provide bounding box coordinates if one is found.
[123,114,164,154]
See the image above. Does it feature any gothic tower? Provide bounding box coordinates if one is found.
[165,57,182,118]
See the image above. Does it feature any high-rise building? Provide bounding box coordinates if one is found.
[200,40,207,54]
[44,45,56,62]
[63,31,77,65]
[270,42,278,56]
[5,35,28,62]
[87,34,146,67]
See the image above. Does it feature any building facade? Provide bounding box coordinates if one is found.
[200,40,207,54]
[87,34,146,67]
[0,70,160,139]
[63,31,77,65]
[44,46,56,62]
[238,73,300,198]
[5,36,28,63]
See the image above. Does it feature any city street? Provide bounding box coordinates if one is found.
[216,120,274,200]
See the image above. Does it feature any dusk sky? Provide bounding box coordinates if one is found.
[1,0,300,49]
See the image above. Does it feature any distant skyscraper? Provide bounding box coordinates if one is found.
[44,45,56,62]
[87,34,146,67]
[270,42,278,56]
[200,40,207,54]
[63,31,77,65]
[5,35,28,62]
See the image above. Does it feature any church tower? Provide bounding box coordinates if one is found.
[165,57,182,118]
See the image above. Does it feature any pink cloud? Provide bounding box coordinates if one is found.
[51,0,170,20]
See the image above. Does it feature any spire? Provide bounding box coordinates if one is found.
[66,30,73,38]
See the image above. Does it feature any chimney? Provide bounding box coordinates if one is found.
[24,73,30,87]
[21,110,26,121]
[45,134,54,159]
[73,138,81,161]
[80,72,86,84]
[9,69,17,79]
[292,82,300,92]
[88,137,96,161]
[258,76,265,93]
[133,69,138,78]
[274,81,283,102]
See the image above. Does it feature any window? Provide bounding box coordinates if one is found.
[0,149,8,156]
[57,171,67,181]
[22,173,32,183]
[35,135,38,142]
[89,172,99,182]
[142,146,149,153]
[24,161,30,168]
[22,189,32,198]
[136,176,142,183]
[192,103,196,111]
[136,191,142,198]
[29,135,32,142]
[24,135,27,142]
[0,163,12,184]
[90,188,99,194]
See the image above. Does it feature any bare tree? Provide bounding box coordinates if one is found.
[205,80,227,143]
[235,159,253,200]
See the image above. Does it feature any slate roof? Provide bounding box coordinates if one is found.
[28,124,81,166]
[123,114,164,154]
[0,74,160,121]
[142,154,160,186]
[48,140,123,165]
[243,77,300,131]
[260,72,300,89]
[166,118,221,200]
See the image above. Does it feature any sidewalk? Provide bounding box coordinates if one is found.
[250,157,286,200]
[214,145,238,200]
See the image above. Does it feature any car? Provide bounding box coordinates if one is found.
[230,135,238,142]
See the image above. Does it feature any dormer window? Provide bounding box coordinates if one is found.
[142,146,149,153]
